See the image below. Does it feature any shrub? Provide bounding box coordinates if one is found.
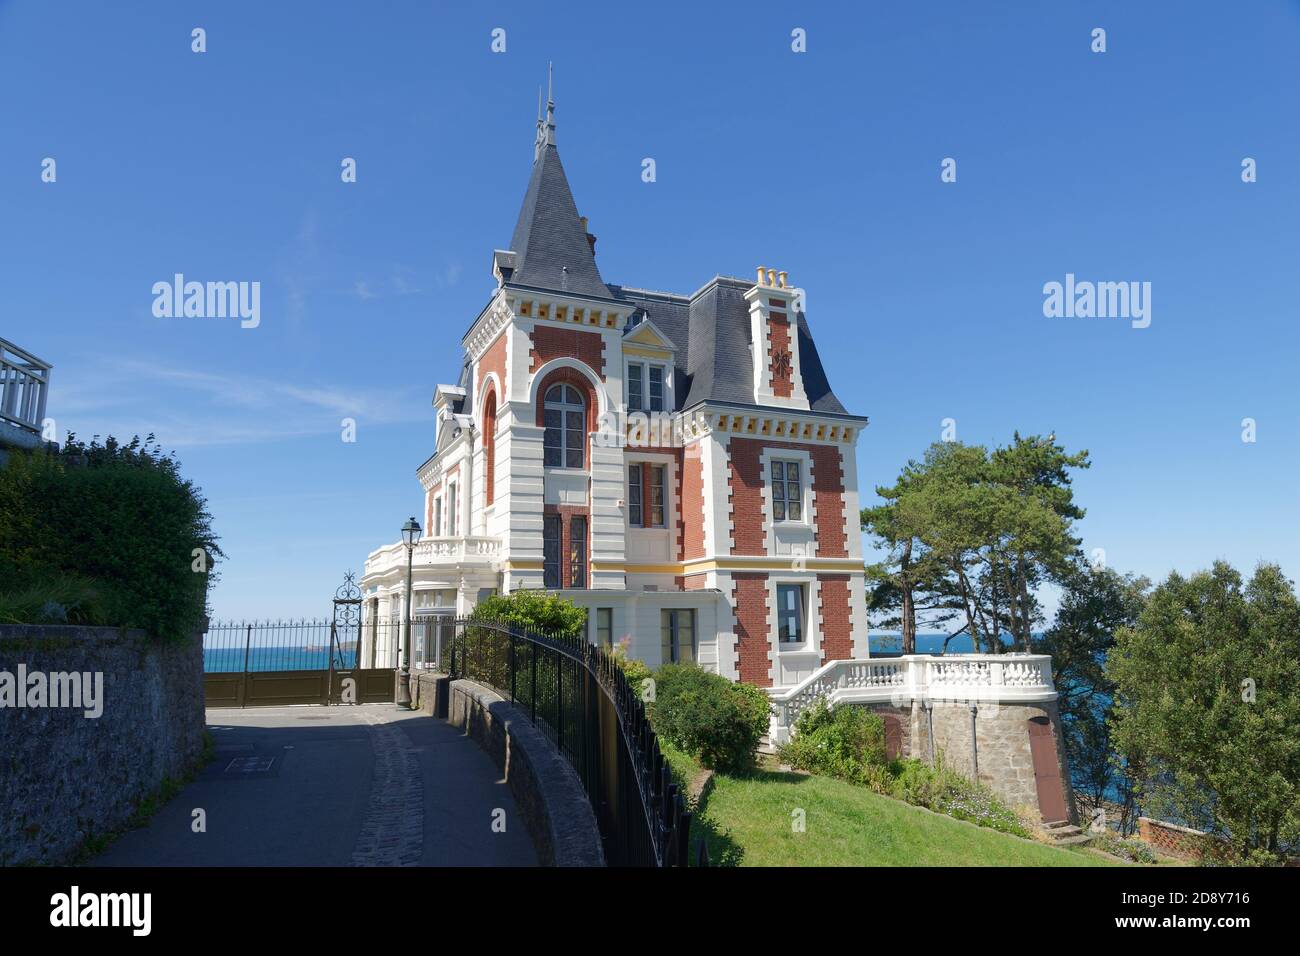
[890,758,1029,837]
[777,700,889,784]
[1090,831,1158,864]
[649,664,770,774]
[608,637,653,698]
[470,590,587,638]
[0,435,220,639]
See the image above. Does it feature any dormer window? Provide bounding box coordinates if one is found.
[627,362,667,412]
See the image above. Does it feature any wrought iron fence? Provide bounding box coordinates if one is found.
[447,618,693,868]
[203,619,402,672]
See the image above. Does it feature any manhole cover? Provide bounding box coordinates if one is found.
[223,755,277,776]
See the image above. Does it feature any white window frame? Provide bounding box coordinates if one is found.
[625,453,674,534]
[769,575,822,657]
[625,360,671,413]
[776,582,807,645]
[769,458,805,523]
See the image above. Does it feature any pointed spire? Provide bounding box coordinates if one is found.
[534,62,557,160]
[509,68,610,298]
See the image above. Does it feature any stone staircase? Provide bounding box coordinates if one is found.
[1043,820,1091,846]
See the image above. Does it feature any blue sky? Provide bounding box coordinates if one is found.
[4,0,1299,621]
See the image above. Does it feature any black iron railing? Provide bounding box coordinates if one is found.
[447,618,692,868]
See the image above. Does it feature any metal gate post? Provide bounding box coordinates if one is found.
[240,623,252,708]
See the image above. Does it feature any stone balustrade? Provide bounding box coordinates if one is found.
[769,653,1057,744]
[363,536,502,578]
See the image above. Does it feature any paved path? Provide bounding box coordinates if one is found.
[92,704,537,867]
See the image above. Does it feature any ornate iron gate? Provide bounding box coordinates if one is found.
[203,571,397,707]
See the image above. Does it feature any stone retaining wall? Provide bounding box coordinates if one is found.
[865,698,1077,824]
[0,624,206,865]
[411,672,603,867]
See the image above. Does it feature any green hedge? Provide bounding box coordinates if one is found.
[0,435,220,639]
[469,590,587,638]
[648,664,770,774]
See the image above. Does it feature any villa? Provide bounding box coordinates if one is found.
[360,92,869,687]
[358,94,1075,827]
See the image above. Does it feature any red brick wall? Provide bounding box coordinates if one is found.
[767,308,793,398]
[476,331,508,403]
[529,326,606,380]
[817,574,853,663]
[1136,818,1231,863]
[732,572,772,687]
[728,438,847,557]
[682,442,705,559]
[677,574,708,590]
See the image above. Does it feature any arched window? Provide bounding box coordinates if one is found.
[483,391,498,506]
[543,383,585,468]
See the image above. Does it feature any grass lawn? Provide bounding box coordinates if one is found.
[665,749,1120,867]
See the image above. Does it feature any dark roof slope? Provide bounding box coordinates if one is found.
[506,143,610,298]
[609,277,849,416]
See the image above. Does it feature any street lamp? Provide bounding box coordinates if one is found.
[396,516,423,708]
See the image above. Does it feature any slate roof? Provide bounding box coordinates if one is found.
[499,126,854,418]
[609,280,849,416]
[505,143,611,299]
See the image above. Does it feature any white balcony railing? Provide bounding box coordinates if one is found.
[0,338,52,435]
[769,653,1058,743]
[363,535,502,578]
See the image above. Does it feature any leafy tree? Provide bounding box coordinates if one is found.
[864,434,1089,654]
[1036,562,1149,832]
[1107,562,1300,863]
[862,458,960,653]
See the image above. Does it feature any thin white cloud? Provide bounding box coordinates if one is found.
[53,357,429,448]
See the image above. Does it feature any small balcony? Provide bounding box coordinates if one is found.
[0,338,52,449]
[363,535,502,580]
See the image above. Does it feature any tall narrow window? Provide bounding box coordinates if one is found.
[543,383,585,469]
[447,484,458,535]
[660,609,696,664]
[543,514,561,588]
[627,363,644,412]
[569,515,587,588]
[595,608,613,647]
[483,392,497,506]
[649,464,666,527]
[628,464,643,526]
[777,584,805,644]
[770,460,802,521]
[648,366,664,411]
[433,497,442,536]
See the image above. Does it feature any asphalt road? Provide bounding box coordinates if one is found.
[91,704,538,867]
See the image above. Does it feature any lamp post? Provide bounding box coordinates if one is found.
[396,516,422,708]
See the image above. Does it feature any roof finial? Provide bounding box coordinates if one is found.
[544,62,556,146]
[533,64,557,161]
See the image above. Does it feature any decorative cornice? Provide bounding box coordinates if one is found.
[464,293,513,361]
